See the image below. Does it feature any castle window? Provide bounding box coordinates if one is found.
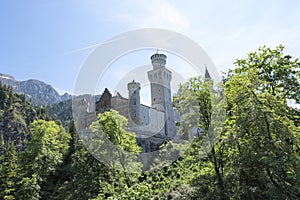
[154,98,156,102]
[133,100,136,105]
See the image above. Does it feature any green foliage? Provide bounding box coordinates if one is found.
[233,45,300,102]
[16,174,40,200]
[223,50,300,199]
[18,120,71,199]
[21,120,70,176]
[172,45,300,199]
[56,110,142,199]
[174,76,212,133]
[93,109,141,153]
[89,110,142,172]
[173,75,227,198]
[1,45,299,200]
[47,99,72,128]
[56,140,104,200]
[0,141,18,200]
[0,83,50,153]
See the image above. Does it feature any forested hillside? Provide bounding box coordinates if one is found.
[0,82,49,153]
[0,45,299,199]
[46,99,72,128]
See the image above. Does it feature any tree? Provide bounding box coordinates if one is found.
[233,45,300,103]
[0,141,18,200]
[16,174,40,200]
[89,110,142,198]
[18,120,70,199]
[56,139,106,200]
[222,45,300,199]
[172,45,300,199]
[57,110,142,199]
[89,109,141,171]
[0,84,39,152]
[46,99,73,129]
[173,76,227,199]
[224,72,300,199]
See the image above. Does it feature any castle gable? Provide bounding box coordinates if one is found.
[96,88,112,113]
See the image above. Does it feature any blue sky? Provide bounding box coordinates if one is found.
[1,0,300,95]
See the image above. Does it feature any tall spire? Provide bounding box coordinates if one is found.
[204,65,211,80]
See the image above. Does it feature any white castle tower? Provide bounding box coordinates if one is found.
[127,80,141,127]
[147,53,176,138]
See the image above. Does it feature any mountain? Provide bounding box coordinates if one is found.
[0,73,71,106]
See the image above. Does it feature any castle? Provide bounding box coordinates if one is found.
[72,52,213,170]
[95,53,178,152]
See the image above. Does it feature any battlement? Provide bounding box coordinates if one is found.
[127,80,141,91]
[151,53,166,68]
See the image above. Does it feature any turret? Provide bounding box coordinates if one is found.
[127,80,141,127]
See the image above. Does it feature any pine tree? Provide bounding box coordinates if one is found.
[0,141,18,200]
